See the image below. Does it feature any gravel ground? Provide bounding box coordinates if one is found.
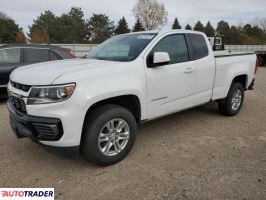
[0,68,266,200]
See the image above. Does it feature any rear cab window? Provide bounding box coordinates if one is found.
[189,34,209,60]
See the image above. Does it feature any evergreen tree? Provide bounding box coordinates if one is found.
[57,7,88,43]
[244,24,265,40]
[216,20,231,44]
[0,14,19,43]
[88,14,115,43]
[230,25,243,44]
[132,18,145,32]
[185,24,192,30]
[205,21,215,37]
[193,21,205,32]
[28,10,58,43]
[115,17,130,34]
[172,18,181,29]
[29,8,89,43]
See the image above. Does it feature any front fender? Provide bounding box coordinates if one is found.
[82,90,146,120]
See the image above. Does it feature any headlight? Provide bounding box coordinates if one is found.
[28,83,75,105]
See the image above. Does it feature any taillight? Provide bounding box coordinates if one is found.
[254,57,259,74]
[60,49,77,58]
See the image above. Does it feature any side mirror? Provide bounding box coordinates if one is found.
[153,52,170,65]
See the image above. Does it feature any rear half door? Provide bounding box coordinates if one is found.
[188,33,216,105]
[0,48,23,86]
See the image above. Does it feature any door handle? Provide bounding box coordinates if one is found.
[184,67,194,73]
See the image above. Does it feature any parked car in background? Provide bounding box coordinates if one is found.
[0,44,76,98]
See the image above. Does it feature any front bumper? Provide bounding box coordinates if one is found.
[6,80,86,158]
[7,100,63,142]
[7,100,80,158]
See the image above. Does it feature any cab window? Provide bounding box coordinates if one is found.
[189,34,209,59]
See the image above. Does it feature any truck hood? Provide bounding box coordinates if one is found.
[10,59,120,85]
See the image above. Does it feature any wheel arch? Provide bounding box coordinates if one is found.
[83,94,142,125]
[232,74,248,90]
[80,94,142,146]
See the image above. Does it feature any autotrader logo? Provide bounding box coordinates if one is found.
[0,188,54,200]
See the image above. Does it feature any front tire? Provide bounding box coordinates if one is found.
[218,82,245,116]
[82,104,137,166]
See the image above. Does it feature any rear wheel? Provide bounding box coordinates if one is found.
[218,82,244,116]
[82,104,137,166]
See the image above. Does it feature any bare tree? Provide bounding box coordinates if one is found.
[133,0,168,30]
[253,17,266,31]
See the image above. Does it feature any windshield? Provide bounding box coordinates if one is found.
[86,33,157,62]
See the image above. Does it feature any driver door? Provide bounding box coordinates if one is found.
[145,34,197,118]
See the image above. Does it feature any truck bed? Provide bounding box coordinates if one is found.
[212,52,256,101]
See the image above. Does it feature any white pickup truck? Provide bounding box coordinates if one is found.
[7,30,257,165]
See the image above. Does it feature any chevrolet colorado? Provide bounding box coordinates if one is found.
[7,30,257,165]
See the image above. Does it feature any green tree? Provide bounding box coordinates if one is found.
[132,18,145,32]
[216,20,231,44]
[172,18,181,29]
[66,7,88,42]
[242,24,266,44]
[115,17,130,34]
[133,0,168,30]
[230,26,247,45]
[244,24,265,40]
[88,14,115,43]
[193,21,205,32]
[0,13,19,43]
[29,8,89,43]
[57,7,89,43]
[204,21,215,37]
[28,10,59,43]
[185,24,192,30]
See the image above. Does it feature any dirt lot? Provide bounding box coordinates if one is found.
[0,68,266,200]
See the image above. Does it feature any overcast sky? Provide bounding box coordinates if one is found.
[1,0,266,34]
